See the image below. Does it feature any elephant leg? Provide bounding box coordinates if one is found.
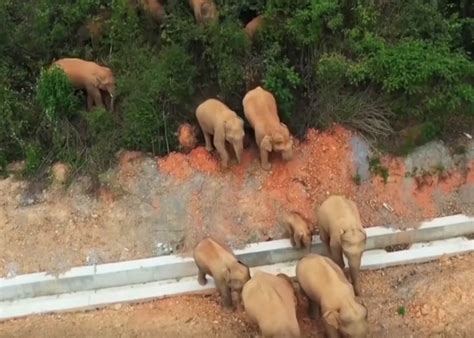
[294,234,301,249]
[289,234,296,247]
[86,92,94,111]
[87,86,104,110]
[214,137,230,168]
[319,227,330,256]
[259,147,271,171]
[216,279,233,309]
[197,268,207,286]
[324,321,341,338]
[308,300,319,319]
[203,131,213,152]
[330,239,345,270]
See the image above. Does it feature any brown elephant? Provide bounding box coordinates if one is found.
[296,254,368,338]
[242,271,301,338]
[316,195,367,296]
[194,237,250,309]
[52,58,116,112]
[281,211,313,250]
[189,0,218,24]
[242,86,293,170]
[244,15,264,39]
[195,98,245,168]
[140,0,166,23]
[76,9,112,46]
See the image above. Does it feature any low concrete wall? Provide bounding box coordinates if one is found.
[2,235,473,321]
[1,214,473,302]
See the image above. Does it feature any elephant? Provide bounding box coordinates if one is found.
[242,86,294,171]
[189,0,218,24]
[296,254,368,338]
[242,271,301,338]
[76,9,111,46]
[140,0,166,23]
[193,237,251,309]
[244,15,264,39]
[195,98,245,168]
[52,58,116,112]
[281,211,313,250]
[316,195,367,296]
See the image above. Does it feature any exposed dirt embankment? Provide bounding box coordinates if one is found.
[1,125,473,276]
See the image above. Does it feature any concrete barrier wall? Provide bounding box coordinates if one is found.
[1,214,473,302]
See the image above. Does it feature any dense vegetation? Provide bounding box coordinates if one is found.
[0,0,473,176]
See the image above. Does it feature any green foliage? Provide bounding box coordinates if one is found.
[24,143,44,176]
[369,156,389,183]
[1,0,473,177]
[37,66,81,121]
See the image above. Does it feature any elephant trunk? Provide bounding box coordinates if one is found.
[281,147,293,161]
[233,140,244,164]
[347,254,362,296]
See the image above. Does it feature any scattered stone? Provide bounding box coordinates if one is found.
[404,141,454,174]
[421,304,431,315]
[6,161,26,174]
[51,162,71,184]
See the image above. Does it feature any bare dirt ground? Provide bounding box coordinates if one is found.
[1,125,473,276]
[1,253,473,338]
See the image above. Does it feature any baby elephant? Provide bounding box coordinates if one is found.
[243,86,293,170]
[52,58,116,112]
[194,237,250,309]
[296,254,368,338]
[317,195,367,296]
[195,98,245,168]
[281,211,313,250]
[242,271,301,338]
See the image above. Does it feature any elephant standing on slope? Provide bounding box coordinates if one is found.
[243,86,294,170]
[53,58,116,112]
[195,98,245,168]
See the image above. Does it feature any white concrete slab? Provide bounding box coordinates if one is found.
[1,214,473,302]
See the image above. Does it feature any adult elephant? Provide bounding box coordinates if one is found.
[52,58,116,112]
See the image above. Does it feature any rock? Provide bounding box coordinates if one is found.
[6,161,26,174]
[404,141,454,174]
[350,135,372,182]
[177,123,198,153]
[113,303,122,310]
[51,162,71,184]
[421,304,431,315]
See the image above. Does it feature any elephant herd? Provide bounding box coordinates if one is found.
[194,195,368,338]
[50,0,265,118]
[196,86,293,170]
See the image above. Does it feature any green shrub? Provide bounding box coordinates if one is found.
[24,143,44,176]
[36,66,81,122]
[1,0,473,177]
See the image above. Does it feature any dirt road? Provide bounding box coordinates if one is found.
[1,253,473,338]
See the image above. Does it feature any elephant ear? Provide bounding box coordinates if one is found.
[323,310,340,329]
[261,135,272,152]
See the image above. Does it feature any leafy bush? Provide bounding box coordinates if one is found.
[37,66,81,121]
[0,0,473,177]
